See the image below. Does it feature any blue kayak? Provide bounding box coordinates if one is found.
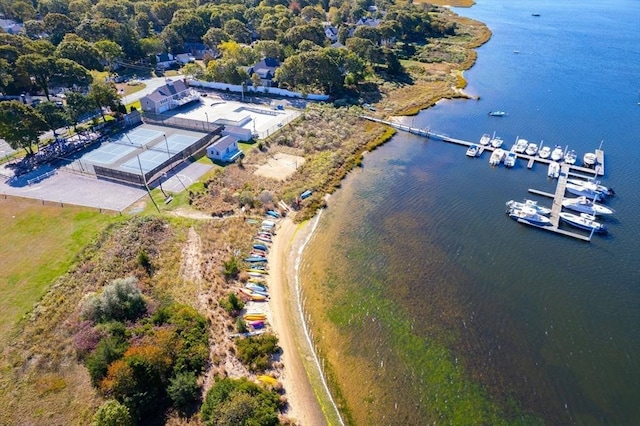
[266,210,280,218]
[244,256,267,263]
[253,244,269,252]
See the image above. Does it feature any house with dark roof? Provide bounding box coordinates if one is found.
[155,53,176,69]
[183,42,216,60]
[206,135,242,163]
[246,58,280,87]
[139,80,199,114]
[0,18,23,34]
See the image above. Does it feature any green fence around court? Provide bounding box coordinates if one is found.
[142,112,220,134]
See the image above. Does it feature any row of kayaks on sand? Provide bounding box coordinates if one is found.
[506,178,615,234]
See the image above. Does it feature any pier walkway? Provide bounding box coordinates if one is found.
[361,116,605,242]
[361,115,604,177]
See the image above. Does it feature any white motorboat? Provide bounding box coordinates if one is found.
[562,196,615,216]
[504,151,517,167]
[508,206,552,226]
[564,149,577,165]
[466,144,480,157]
[566,179,614,197]
[490,135,504,148]
[583,152,597,167]
[525,143,539,156]
[479,133,491,146]
[489,148,505,166]
[538,146,551,159]
[513,138,528,153]
[551,145,564,161]
[506,199,552,215]
[489,111,507,117]
[559,212,607,233]
[548,161,560,179]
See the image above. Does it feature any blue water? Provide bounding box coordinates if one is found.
[304,0,640,423]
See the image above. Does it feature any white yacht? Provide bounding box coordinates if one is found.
[583,152,597,167]
[506,199,552,215]
[538,146,551,159]
[513,138,528,153]
[509,206,552,226]
[490,135,504,148]
[564,149,577,165]
[559,212,607,233]
[479,133,491,146]
[489,148,505,166]
[551,145,564,161]
[525,142,539,156]
[504,151,517,167]
[466,144,480,157]
[562,197,615,216]
[548,161,560,178]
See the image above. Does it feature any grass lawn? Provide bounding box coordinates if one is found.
[0,196,119,342]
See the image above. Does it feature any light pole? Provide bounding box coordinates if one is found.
[204,112,209,131]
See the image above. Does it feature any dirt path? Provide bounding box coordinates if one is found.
[269,218,327,426]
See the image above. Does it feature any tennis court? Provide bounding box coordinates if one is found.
[84,143,137,164]
[112,128,163,147]
[120,150,171,174]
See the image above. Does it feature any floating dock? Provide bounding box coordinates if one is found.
[361,116,607,242]
[361,115,605,177]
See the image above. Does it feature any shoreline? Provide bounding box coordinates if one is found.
[268,214,340,425]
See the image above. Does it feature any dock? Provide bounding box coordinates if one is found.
[360,115,605,178]
[360,116,608,242]
[523,164,593,241]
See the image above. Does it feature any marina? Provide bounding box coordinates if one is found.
[361,116,611,242]
[360,116,605,175]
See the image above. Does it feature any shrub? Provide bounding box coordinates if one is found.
[236,317,248,333]
[235,334,279,372]
[92,399,133,426]
[137,249,152,274]
[221,257,241,280]
[201,377,280,426]
[167,371,200,413]
[220,293,244,315]
[82,277,146,323]
[85,335,129,386]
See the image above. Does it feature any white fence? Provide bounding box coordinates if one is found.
[187,79,330,101]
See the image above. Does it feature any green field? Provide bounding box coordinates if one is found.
[0,196,118,342]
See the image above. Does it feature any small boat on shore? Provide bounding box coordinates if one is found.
[583,152,597,167]
[489,148,505,166]
[562,196,615,216]
[559,212,607,233]
[548,161,560,178]
[246,283,267,292]
[489,111,507,117]
[243,313,267,321]
[466,144,480,157]
[551,145,564,161]
[266,210,280,218]
[513,138,528,153]
[508,206,552,226]
[245,256,267,263]
[504,151,517,167]
[506,199,552,215]
[479,133,491,146]
[253,243,269,252]
[538,146,551,159]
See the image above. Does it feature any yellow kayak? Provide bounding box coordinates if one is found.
[243,313,267,321]
[257,375,278,386]
[247,269,269,274]
[250,294,267,301]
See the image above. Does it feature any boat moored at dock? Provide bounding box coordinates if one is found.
[538,146,551,159]
[466,144,480,157]
[504,151,517,167]
[583,152,597,167]
[551,145,564,161]
[513,138,528,153]
[490,135,504,148]
[525,142,539,156]
[559,212,607,233]
[564,149,577,165]
[548,161,560,179]
[490,148,505,166]
[508,206,553,226]
[562,196,615,216]
[506,199,552,215]
[479,133,491,146]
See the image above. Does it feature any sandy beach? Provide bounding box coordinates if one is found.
[268,216,328,425]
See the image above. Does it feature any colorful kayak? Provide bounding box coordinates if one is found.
[244,256,267,263]
[246,283,267,292]
[243,313,267,320]
[249,294,267,301]
[248,320,265,327]
[266,210,280,218]
[257,375,278,386]
[247,268,268,274]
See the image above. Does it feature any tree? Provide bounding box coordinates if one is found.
[0,58,13,92]
[10,1,37,22]
[43,13,76,45]
[88,80,121,120]
[181,63,204,80]
[16,54,55,99]
[94,40,124,74]
[202,28,229,51]
[253,40,285,61]
[205,60,249,85]
[224,19,252,44]
[92,399,133,426]
[66,91,96,129]
[283,22,326,48]
[167,372,200,412]
[51,58,93,90]
[36,101,69,132]
[0,101,49,155]
[170,11,207,43]
[201,378,280,426]
[55,34,104,71]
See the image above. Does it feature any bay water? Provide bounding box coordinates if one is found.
[301,0,640,424]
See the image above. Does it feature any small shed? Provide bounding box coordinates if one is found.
[207,135,242,163]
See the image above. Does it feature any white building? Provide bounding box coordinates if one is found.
[206,135,243,163]
[139,80,200,114]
